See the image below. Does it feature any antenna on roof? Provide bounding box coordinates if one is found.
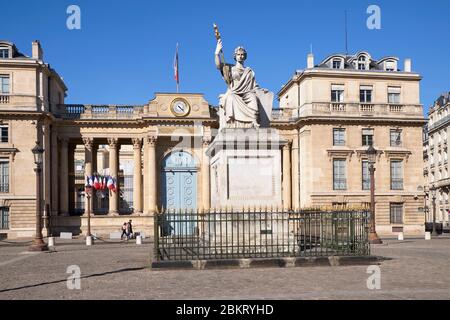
[310,43,313,55]
[344,10,349,55]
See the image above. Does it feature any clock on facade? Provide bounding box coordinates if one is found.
[170,98,191,117]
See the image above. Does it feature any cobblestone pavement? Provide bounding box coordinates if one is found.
[0,236,449,300]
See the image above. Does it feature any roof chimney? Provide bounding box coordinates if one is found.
[307,53,314,69]
[32,40,43,60]
[404,58,412,72]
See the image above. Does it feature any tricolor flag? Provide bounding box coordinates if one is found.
[173,43,179,92]
[85,176,92,192]
[107,176,114,191]
[93,176,100,190]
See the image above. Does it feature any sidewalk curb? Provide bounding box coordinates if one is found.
[151,255,383,270]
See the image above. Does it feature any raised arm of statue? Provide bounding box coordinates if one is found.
[215,39,223,69]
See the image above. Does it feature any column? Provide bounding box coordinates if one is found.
[68,144,75,215]
[202,137,211,210]
[291,133,300,210]
[108,138,119,215]
[51,130,59,216]
[147,135,157,214]
[132,138,143,214]
[83,137,94,216]
[143,139,148,214]
[282,141,292,210]
[59,138,69,216]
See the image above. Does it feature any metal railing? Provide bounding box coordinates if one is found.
[154,209,370,261]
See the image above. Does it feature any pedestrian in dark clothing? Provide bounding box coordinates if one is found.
[121,222,127,240]
[127,220,133,239]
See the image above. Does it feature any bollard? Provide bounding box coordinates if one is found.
[136,235,142,245]
[398,232,404,241]
[86,236,93,246]
[48,237,55,247]
[425,232,431,240]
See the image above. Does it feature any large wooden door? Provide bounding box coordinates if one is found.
[160,151,197,235]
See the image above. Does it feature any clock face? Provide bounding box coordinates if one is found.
[170,98,190,117]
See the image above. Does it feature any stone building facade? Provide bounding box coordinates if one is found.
[0,41,426,239]
[423,92,450,230]
[275,52,426,236]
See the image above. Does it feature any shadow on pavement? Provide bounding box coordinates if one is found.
[0,266,146,294]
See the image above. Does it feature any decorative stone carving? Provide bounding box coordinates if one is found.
[327,149,355,162]
[82,137,93,150]
[132,137,142,149]
[146,135,157,147]
[107,138,118,148]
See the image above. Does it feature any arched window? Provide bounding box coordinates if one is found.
[358,56,367,70]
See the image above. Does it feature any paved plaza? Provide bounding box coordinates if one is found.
[0,236,449,300]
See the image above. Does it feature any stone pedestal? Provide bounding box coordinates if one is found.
[206,128,287,209]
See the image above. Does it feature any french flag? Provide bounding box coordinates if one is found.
[107,176,116,193]
[85,176,92,192]
[174,43,179,86]
[93,176,101,190]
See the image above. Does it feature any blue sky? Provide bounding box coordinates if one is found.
[2,0,449,113]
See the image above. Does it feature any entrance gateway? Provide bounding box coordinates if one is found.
[160,151,197,235]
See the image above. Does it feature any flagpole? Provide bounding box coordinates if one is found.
[174,43,179,93]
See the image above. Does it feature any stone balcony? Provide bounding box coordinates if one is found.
[0,94,42,109]
[57,104,144,120]
[436,177,450,189]
[429,114,450,132]
[296,102,423,119]
[271,108,296,121]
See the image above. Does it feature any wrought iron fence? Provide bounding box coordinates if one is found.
[154,209,370,261]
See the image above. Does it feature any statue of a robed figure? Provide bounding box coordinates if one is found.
[213,24,273,128]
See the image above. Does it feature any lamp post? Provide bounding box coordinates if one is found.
[86,186,92,238]
[29,141,48,251]
[367,144,382,244]
[430,185,438,236]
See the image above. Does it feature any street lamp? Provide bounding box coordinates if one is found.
[29,141,48,251]
[430,185,439,236]
[85,185,92,239]
[367,144,382,244]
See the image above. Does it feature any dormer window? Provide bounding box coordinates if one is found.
[0,48,9,59]
[358,56,367,70]
[385,61,397,71]
[332,59,342,69]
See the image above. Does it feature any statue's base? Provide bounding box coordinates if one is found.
[206,128,288,209]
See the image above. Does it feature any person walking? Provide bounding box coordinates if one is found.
[127,220,133,239]
[121,222,128,240]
